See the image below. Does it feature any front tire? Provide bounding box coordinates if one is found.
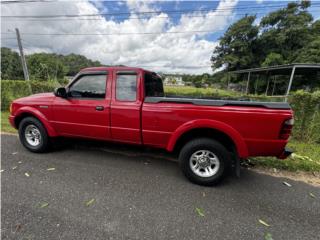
[18,117,49,153]
[179,138,230,186]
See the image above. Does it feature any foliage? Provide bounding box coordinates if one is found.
[293,38,320,63]
[289,90,320,143]
[61,53,102,76]
[211,15,259,71]
[27,53,68,82]
[1,80,60,111]
[251,140,320,172]
[262,53,284,67]
[1,111,15,133]
[0,48,102,80]
[1,48,24,80]
[211,1,319,71]
[164,86,240,99]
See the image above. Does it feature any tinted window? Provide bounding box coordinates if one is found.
[145,72,164,97]
[116,73,137,101]
[69,74,107,99]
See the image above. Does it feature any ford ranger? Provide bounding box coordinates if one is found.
[9,67,294,185]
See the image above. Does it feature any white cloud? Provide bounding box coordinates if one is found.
[1,0,238,74]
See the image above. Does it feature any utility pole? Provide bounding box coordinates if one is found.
[15,28,30,81]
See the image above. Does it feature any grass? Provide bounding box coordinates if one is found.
[164,86,287,102]
[251,140,320,172]
[164,86,241,98]
[1,111,16,133]
[1,111,319,172]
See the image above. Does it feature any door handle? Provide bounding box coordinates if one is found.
[95,106,104,111]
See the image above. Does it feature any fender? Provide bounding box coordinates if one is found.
[14,106,58,137]
[166,119,249,158]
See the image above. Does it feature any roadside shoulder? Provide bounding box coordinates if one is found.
[251,166,320,187]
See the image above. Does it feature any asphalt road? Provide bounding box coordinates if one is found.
[1,134,320,240]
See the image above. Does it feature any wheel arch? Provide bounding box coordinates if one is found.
[14,107,58,137]
[166,119,248,158]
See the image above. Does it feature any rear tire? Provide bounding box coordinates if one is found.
[179,138,230,186]
[18,117,49,153]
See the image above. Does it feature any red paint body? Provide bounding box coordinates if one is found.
[9,67,293,159]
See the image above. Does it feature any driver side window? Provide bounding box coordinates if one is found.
[69,74,107,99]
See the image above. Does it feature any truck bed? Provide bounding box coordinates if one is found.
[145,97,291,109]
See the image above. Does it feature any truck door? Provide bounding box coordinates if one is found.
[110,70,142,144]
[52,71,111,140]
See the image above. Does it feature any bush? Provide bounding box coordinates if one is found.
[289,90,320,143]
[1,80,60,111]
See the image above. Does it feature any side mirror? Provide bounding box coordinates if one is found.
[54,87,67,98]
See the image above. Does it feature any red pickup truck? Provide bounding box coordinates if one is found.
[9,66,293,185]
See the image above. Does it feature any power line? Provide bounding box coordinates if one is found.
[1,10,297,22]
[0,29,234,36]
[2,23,316,37]
[1,0,55,3]
[3,5,320,22]
[2,3,309,19]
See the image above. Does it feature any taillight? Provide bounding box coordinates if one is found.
[279,118,294,140]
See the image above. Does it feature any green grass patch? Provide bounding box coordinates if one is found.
[164,86,241,98]
[1,111,16,133]
[251,140,320,172]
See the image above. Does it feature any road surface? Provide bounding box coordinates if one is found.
[1,134,320,240]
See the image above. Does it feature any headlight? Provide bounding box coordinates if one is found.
[9,103,13,114]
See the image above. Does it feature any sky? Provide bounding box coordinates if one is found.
[1,0,320,74]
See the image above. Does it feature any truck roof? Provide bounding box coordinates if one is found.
[81,66,147,73]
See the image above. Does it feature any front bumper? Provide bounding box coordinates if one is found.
[277,147,293,159]
[9,115,16,129]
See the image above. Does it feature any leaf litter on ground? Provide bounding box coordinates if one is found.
[86,198,95,206]
[265,232,273,240]
[283,181,292,187]
[195,207,205,217]
[259,219,270,227]
[39,202,49,208]
[309,192,316,198]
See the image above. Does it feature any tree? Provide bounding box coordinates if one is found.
[211,1,319,73]
[1,47,24,80]
[210,0,319,90]
[262,53,284,66]
[61,53,102,76]
[293,19,320,63]
[259,1,314,63]
[1,48,103,81]
[27,53,67,82]
[211,15,259,71]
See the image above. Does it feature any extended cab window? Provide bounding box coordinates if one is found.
[145,72,164,97]
[116,72,137,101]
[69,74,107,99]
